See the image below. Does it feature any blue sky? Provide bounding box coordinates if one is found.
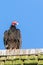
[0,0,43,49]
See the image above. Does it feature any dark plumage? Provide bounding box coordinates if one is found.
[4,22,22,49]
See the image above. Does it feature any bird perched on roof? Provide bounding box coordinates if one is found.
[4,21,22,49]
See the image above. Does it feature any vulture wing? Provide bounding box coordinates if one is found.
[4,28,22,49]
[16,29,22,49]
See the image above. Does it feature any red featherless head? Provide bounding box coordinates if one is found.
[12,21,19,26]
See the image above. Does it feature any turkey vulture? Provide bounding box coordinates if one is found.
[4,21,22,49]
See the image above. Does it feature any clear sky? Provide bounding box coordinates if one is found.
[0,0,43,49]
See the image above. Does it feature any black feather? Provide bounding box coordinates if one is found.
[3,25,22,49]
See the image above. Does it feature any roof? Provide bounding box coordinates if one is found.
[0,49,43,56]
[0,49,43,65]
